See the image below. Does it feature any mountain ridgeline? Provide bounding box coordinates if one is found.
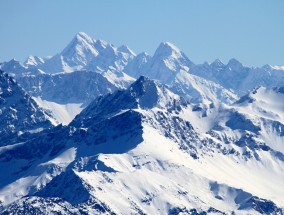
[0,32,284,214]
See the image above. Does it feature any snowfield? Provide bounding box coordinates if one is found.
[33,97,83,125]
[0,32,284,214]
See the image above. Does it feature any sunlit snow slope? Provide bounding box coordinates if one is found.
[1,77,283,214]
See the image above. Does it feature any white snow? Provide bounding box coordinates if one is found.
[41,147,77,166]
[71,124,284,214]
[271,65,284,71]
[33,97,84,125]
[24,56,45,67]
[1,33,284,214]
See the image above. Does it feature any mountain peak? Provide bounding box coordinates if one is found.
[53,32,99,70]
[4,58,21,65]
[0,59,26,74]
[227,58,242,68]
[24,56,45,67]
[130,76,153,93]
[211,58,224,67]
[128,76,184,109]
[74,32,94,44]
[154,42,183,58]
[261,64,272,70]
[143,42,193,83]
[41,32,136,74]
[127,76,159,104]
[0,71,54,146]
[161,41,179,50]
[61,32,97,56]
[152,42,194,69]
[71,76,184,128]
[117,45,136,56]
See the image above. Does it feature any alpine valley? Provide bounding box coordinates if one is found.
[0,32,284,215]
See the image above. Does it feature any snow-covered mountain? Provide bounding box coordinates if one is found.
[16,71,120,125]
[36,32,135,74]
[0,59,26,75]
[232,87,284,148]
[1,77,283,214]
[0,59,45,78]
[1,33,284,101]
[2,33,284,106]
[235,86,284,123]
[0,33,137,124]
[17,71,118,105]
[126,42,194,83]
[0,71,55,146]
[0,32,135,91]
[1,32,284,214]
[24,56,45,67]
[124,42,238,104]
[190,59,284,96]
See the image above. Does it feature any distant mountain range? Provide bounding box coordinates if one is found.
[0,33,284,214]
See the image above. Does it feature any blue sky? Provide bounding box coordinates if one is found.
[0,0,283,66]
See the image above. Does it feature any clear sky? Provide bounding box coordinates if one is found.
[0,0,283,66]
